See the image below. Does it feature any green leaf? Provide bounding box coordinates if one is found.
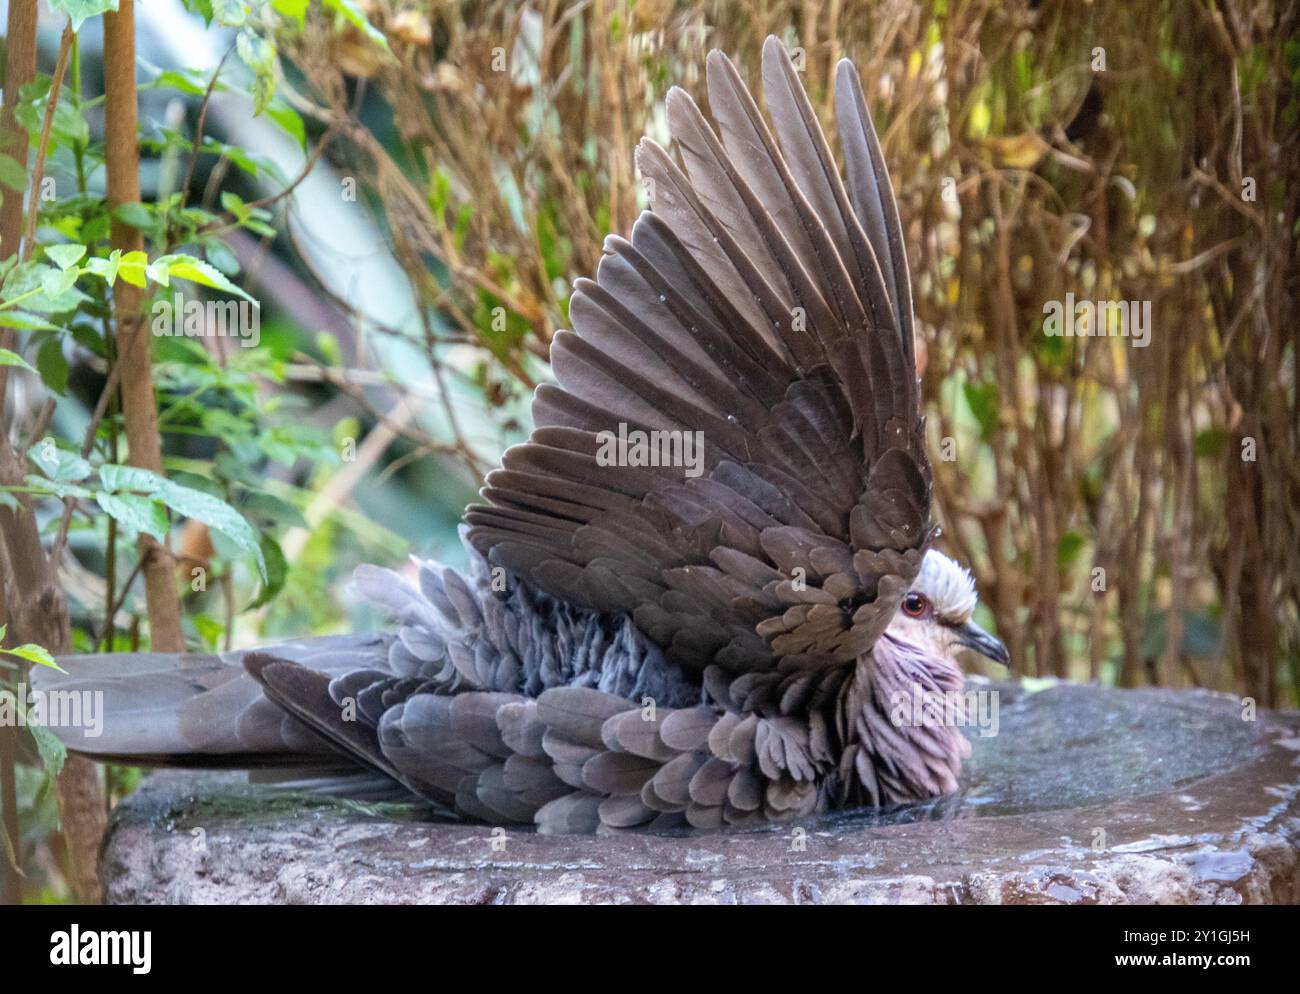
[199,136,286,185]
[28,440,91,482]
[260,423,335,467]
[0,627,66,674]
[236,29,278,116]
[155,480,266,581]
[182,0,215,24]
[1194,426,1228,458]
[82,211,111,244]
[203,238,241,276]
[0,152,27,192]
[166,471,224,498]
[242,491,307,528]
[47,0,120,32]
[113,202,154,230]
[272,0,308,26]
[98,463,166,494]
[152,253,258,303]
[266,102,305,148]
[44,243,87,271]
[14,77,89,147]
[212,0,250,27]
[239,30,279,76]
[148,68,211,97]
[1056,530,1086,569]
[191,613,225,651]
[29,724,67,779]
[0,642,63,671]
[36,334,69,395]
[0,348,36,374]
[95,491,169,541]
[220,190,247,216]
[0,310,59,331]
[115,250,149,288]
[25,474,92,500]
[963,381,1000,440]
[69,322,104,357]
[246,532,287,608]
[316,331,341,366]
[84,248,124,286]
[40,266,79,299]
[2,261,88,314]
[322,0,392,53]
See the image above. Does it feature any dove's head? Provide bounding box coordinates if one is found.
[885,550,1010,668]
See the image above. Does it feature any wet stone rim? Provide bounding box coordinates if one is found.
[100,684,1300,904]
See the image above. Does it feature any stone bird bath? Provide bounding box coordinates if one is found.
[98,682,1300,904]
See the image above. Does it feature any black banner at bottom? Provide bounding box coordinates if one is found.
[1,903,1293,981]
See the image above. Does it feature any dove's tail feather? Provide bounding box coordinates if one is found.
[29,634,392,770]
[241,651,411,786]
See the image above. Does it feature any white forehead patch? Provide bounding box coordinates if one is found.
[913,549,978,621]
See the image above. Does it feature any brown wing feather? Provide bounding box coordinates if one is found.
[466,37,931,676]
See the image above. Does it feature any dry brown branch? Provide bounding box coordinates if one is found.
[20,22,73,260]
[0,0,106,905]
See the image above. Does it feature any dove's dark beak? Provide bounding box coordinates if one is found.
[954,619,1010,667]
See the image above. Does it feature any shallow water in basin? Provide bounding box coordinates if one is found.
[817,682,1263,830]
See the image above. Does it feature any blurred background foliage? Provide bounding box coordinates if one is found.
[0,0,1297,900]
[274,0,1300,699]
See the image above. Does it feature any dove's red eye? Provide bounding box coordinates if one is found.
[902,593,929,617]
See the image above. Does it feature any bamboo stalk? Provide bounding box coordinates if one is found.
[0,0,36,259]
[102,0,186,654]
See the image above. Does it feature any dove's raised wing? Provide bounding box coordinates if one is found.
[466,38,932,676]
